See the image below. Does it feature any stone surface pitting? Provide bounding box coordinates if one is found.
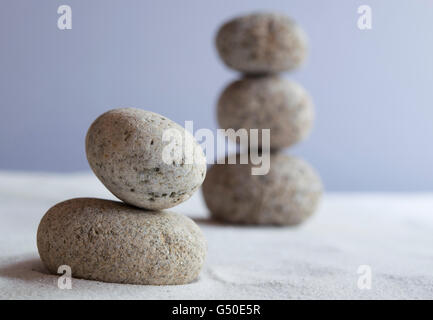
[37,198,207,285]
[86,108,207,210]
[38,107,208,285]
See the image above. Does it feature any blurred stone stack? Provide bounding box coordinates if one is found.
[202,12,323,225]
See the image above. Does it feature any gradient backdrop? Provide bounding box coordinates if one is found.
[1,0,432,191]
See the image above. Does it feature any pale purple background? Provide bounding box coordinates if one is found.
[1,0,432,191]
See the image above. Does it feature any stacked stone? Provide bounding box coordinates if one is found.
[203,13,323,226]
[37,108,207,285]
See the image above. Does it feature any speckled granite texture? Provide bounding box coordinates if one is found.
[37,198,207,285]
[86,108,207,210]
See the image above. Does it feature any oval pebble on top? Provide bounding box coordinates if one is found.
[86,108,207,210]
[202,153,322,226]
[37,198,207,285]
[216,12,308,74]
[217,76,314,149]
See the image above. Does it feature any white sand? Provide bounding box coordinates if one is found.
[0,171,432,299]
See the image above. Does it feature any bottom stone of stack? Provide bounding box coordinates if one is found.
[37,198,207,285]
[202,153,322,226]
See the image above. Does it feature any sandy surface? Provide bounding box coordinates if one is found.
[0,171,432,299]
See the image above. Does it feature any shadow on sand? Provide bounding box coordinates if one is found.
[0,256,52,283]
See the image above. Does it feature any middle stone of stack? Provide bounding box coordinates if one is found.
[217,75,314,150]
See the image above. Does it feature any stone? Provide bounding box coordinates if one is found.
[217,76,314,149]
[86,108,206,210]
[216,12,308,74]
[37,198,207,285]
[202,153,322,225]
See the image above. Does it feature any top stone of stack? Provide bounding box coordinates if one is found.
[216,12,308,74]
[86,108,207,211]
